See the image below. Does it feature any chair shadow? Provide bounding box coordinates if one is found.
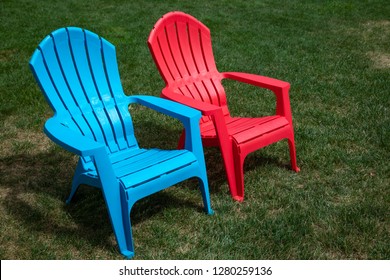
[0,119,212,256]
[0,116,286,257]
[0,148,210,255]
[0,150,110,253]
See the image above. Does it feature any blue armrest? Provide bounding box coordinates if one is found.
[128,95,204,159]
[128,95,202,123]
[44,117,106,157]
[161,87,222,116]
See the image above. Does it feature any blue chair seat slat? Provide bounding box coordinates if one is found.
[112,149,165,173]
[108,147,145,164]
[86,149,191,180]
[119,151,197,189]
[114,149,185,175]
[110,149,159,169]
[114,150,189,178]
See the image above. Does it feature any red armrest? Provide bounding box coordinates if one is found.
[222,72,290,93]
[221,72,293,122]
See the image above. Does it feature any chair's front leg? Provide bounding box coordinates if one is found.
[210,111,240,201]
[179,116,215,213]
[177,130,186,150]
[93,152,134,258]
[181,116,205,166]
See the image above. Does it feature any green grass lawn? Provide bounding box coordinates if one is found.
[1,0,389,259]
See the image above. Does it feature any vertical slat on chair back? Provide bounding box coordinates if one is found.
[148,11,229,123]
[29,27,138,154]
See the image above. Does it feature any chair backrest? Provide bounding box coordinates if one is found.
[148,11,229,121]
[30,27,137,153]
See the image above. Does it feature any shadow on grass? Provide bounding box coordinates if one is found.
[0,117,287,257]
[0,150,212,256]
[0,150,113,253]
[202,144,292,194]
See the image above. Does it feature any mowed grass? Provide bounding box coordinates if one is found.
[1,0,389,259]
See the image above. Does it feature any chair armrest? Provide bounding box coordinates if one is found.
[221,72,293,121]
[129,95,202,123]
[161,87,222,116]
[160,88,230,147]
[44,117,106,157]
[130,94,201,123]
[221,72,290,92]
[128,95,205,158]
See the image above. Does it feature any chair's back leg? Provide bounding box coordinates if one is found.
[288,137,300,172]
[120,188,136,258]
[66,159,84,204]
[232,144,245,202]
[177,130,186,150]
[197,175,214,215]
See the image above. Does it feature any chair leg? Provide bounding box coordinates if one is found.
[197,176,214,215]
[232,146,245,202]
[66,160,84,204]
[102,184,135,258]
[217,139,240,201]
[288,138,300,172]
[93,152,135,258]
[119,189,136,258]
[177,130,185,149]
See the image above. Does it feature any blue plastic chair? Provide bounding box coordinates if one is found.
[29,27,213,258]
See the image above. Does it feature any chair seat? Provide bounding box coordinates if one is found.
[200,115,289,144]
[86,148,197,189]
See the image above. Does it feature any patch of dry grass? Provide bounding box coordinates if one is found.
[367,51,390,69]
[1,119,52,157]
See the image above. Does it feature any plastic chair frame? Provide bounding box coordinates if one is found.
[148,11,300,201]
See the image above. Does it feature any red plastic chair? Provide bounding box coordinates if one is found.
[148,11,300,201]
